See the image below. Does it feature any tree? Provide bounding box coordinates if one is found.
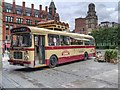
[91,26,119,49]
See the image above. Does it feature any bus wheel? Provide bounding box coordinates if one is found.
[84,52,88,60]
[49,55,58,68]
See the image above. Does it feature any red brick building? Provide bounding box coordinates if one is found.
[75,18,87,34]
[75,3,98,34]
[2,0,60,46]
[0,0,2,55]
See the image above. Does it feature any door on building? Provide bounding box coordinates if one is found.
[34,35,45,66]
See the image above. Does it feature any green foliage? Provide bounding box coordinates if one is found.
[91,26,120,49]
[104,49,118,62]
[96,46,117,49]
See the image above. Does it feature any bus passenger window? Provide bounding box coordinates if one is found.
[78,40,83,45]
[48,34,60,46]
[85,41,90,45]
[70,38,76,45]
[60,36,70,46]
[70,38,83,45]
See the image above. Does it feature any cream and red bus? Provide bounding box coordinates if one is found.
[8,26,96,68]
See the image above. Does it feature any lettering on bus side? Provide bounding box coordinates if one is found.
[90,48,94,52]
[62,50,70,56]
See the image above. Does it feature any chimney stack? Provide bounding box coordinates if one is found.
[45,6,48,20]
[22,2,25,15]
[39,5,42,18]
[45,6,48,12]
[22,2,25,7]
[12,0,16,13]
[31,4,34,16]
[39,5,42,12]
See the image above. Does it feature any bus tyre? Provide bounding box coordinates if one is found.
[49,55,58,68]
[84,52,88,60]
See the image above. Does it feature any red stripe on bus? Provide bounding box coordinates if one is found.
[10,48,35,51]
[45,54,84,65]
[8,60,31,64]
[45,46,95,50]
[58,54,84,64]
[88,53,96,57]
[45,53,95,65]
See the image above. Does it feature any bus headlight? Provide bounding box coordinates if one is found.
[9,52,13,59]
[24,51,29,60]
[24,55,29,60]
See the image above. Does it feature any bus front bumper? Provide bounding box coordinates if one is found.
[8,60,31,65]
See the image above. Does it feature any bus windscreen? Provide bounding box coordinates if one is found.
[11,33,32,47]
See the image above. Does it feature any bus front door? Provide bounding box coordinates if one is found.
[34,35,45,66]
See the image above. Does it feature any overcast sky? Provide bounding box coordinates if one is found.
[4,0,119,30]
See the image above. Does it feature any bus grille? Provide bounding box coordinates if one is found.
[14,52,22,59]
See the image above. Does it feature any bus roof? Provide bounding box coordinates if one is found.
[12,26,94,39]
[28,26,94,39]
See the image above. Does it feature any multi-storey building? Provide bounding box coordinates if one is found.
[75,18,87,34]
[75,3,98,34]
[2,0,60,47]
[99,21,119,28]
[0,0,2,66]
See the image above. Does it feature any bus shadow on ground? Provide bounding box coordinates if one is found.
[13,66,49,72]
[13,59,91,72]
[58,59,89,67]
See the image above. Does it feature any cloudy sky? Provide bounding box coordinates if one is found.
[4,0,119,30]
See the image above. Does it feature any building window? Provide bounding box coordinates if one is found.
[6,24,9,30]
[16,18,23,24]
[5,16,13,22]
[6,34,9,40]
[16,10,22,14]
[88,19,91,24]
[42,14,46,19]
[26,12,31,16]
[6,8,12,13]
[88,24,91,28]
[35,14,39,18]
[26,19,32,25]
[10,25,13,30]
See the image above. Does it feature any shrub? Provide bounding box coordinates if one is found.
[104,49,118,64]
[109,46,117,49]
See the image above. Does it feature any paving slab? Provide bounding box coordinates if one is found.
[61,78,117,88]
[62,69,118,88]
[91,69,118,85]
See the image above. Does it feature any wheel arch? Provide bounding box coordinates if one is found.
[50,54,58,61]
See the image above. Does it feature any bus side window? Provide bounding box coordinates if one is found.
[60,36,70,46]
[70,38,77,45]
[48,34,60,46]
[78,40,83,45]
[85,41,90,45]
[70,38,83,45]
